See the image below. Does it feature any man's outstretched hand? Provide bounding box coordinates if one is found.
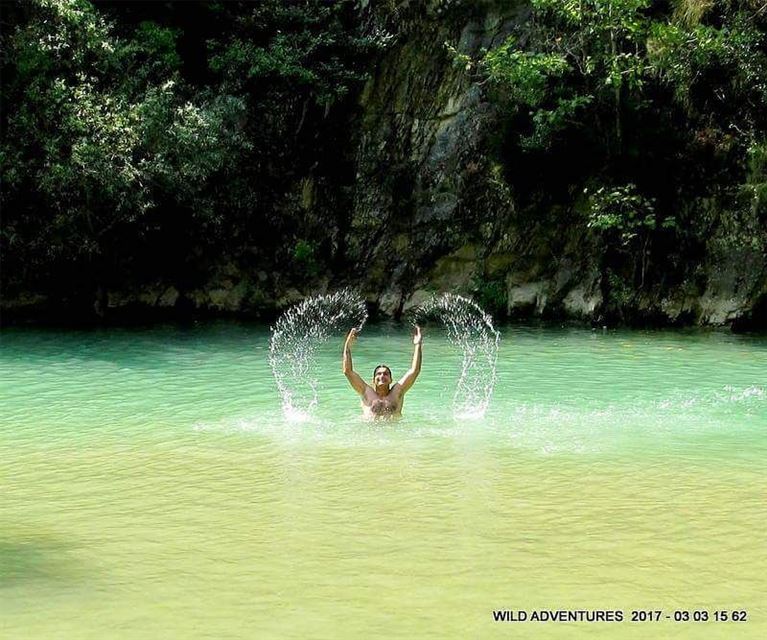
[413,325,423,345]
[346,328,360,346]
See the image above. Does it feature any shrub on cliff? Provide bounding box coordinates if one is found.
[1,0,247,299]
[479,0,767,313]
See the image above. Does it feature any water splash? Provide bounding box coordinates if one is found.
[269,289,367,419]
[412,293,500,419]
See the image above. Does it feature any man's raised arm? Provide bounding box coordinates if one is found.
[342,328,368,395]
[397,326,422,393]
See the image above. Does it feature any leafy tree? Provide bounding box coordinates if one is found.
[586,183,676,289]
[209,1,373,111]
[204,0,381,267]
[483,0,652,152]
[649,6,767,136]
[647,2,767,255]
[1,0,247,306]
[478,0,767,319]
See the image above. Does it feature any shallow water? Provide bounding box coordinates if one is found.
[1,322,765,639]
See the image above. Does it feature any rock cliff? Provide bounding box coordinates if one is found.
[2,0,764,330]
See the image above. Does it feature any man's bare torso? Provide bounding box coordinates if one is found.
[361,384,404,419]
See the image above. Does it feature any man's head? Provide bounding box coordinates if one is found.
[373,364,392,388]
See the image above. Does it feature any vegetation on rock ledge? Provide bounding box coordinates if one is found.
[1,0,765,327]
[479,0,766,321]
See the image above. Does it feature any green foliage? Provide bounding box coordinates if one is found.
[606,268,635,307]
[479,0,767,308]
[1,0,247,282]
[122,21,183,87]
[715,139,767,252]
[472,274,508,318]
[483,0,651,151]
[483,41,594,149]
[523,0,767,145]
[525,95,594,150]
[649,12,767,133]
[747,140,767,189]
[484,39,569,108]
[292,239,320,277]
[1,0,383,309]
[208,0,376,109]
[586,183,674,290]
[586,184,659,245]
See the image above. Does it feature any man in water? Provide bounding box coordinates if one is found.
[342,325,423,418]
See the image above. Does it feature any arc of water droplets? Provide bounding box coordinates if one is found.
[269,289,367,419]
[412,293,500,419]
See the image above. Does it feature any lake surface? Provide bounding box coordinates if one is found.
[1,322,765,639]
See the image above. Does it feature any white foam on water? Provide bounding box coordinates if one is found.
[722,385,765,402]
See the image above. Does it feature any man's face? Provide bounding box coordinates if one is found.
[373,367,392,387]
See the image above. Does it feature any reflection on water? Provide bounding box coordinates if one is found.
[1,323,766,638]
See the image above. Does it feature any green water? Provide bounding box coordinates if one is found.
[1,322,765,639]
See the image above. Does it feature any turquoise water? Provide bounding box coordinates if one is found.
[1,323,766,638]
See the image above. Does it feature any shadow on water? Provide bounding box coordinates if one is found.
[0,535,84,589]
[0,321,264,370]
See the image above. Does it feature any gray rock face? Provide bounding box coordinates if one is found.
[349,3,524,312]
[344,1,765,328]
[348,3,605,320]
[698,248,766,325]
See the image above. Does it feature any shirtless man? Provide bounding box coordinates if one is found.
[342,325,423,418]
